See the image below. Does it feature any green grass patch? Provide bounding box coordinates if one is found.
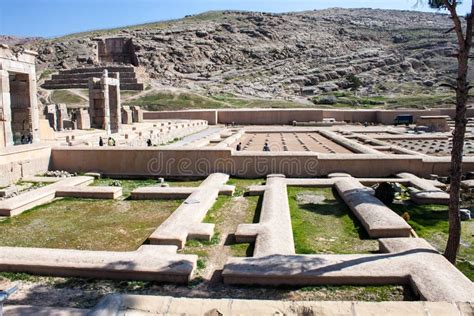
[39,69,53,81]
[128,91,228,110]
[288,187,378,254]
[91,178,202,197]
[50,90,87,105]
[311,91,455,109]
[299,285,412,301]
[0,198,181,251]
[121,90,141,97]
[390,202,473,280]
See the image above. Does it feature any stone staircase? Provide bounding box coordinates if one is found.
[42,66,145,90]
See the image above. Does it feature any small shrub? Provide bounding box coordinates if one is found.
[402,212,411,222]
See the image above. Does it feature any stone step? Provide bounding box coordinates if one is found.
[42,66,145,91]
[55,186,123,199]
[59,66,136,74]
[52,72,137,80]
[44,77,139,85]
[42,82,144,90]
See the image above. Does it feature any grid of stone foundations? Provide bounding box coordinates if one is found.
[336,127,474,156]
[0,171,471,303]
[228,126,474,157]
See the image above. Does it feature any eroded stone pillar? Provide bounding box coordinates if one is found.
[0,68,12,146]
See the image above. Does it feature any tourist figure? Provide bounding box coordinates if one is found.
[26,134,32,144]
[147,139,152,147]
[21,135,26,144]
[236,142,242,151]
[107,137,116,146]
[99,137,104,147]
[263,142,270,152]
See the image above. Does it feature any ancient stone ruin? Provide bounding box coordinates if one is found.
[88,70,121,133]
[0,45,40,147]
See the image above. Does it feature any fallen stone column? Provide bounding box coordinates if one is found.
[222,238,474,302]
[235,174,295,257]
[0,245,196,283]
[397,172,450,204]
[334,177,412,238]
[148,173,233,248]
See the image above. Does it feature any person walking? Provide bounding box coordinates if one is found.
[263,142,270,151]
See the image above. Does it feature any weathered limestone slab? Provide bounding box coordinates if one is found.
[121,105,133,124]
[235,174,295,256]
[0,186,17,197]
[319,130,380,154]
[222,238,474,302]
[131,185,234,200]
[107,295,473,316]
[0,176,93,216]
[0,245,196,283]
[334,177,412,238]
[397,172,450,204]
[55,186,122,199]
[328,172,351,178]
[21,176,61,183]
[461,179,474,190]
[248,178,412,195]
[417,115,450,132]
[148,173,232,248]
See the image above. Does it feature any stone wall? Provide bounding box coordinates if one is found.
[143,110,218,125]
[142,108,474,126]
[0,145,51,187]
[50,147,474,178]
[96,38,138,66]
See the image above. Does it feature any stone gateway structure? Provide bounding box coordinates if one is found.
[88,70,122,134]
[0,45,40,147]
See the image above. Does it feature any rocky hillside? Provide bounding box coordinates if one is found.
[0,35,40,46]
[11,8,465,102]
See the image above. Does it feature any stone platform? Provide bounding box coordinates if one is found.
[86,295,474,316]
[334,177,412,238]
[42,66,144,90]
[0,245,196,283]
[148,173,234,248]
[55,186,122,199]
[0,176,94,216]
[222,238,474,302]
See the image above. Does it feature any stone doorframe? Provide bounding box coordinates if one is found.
[88,70,122,134]
[0,45,40,148]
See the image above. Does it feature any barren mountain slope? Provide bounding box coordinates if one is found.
[10,8,466,103]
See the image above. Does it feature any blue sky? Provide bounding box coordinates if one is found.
[0,0,471,38]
